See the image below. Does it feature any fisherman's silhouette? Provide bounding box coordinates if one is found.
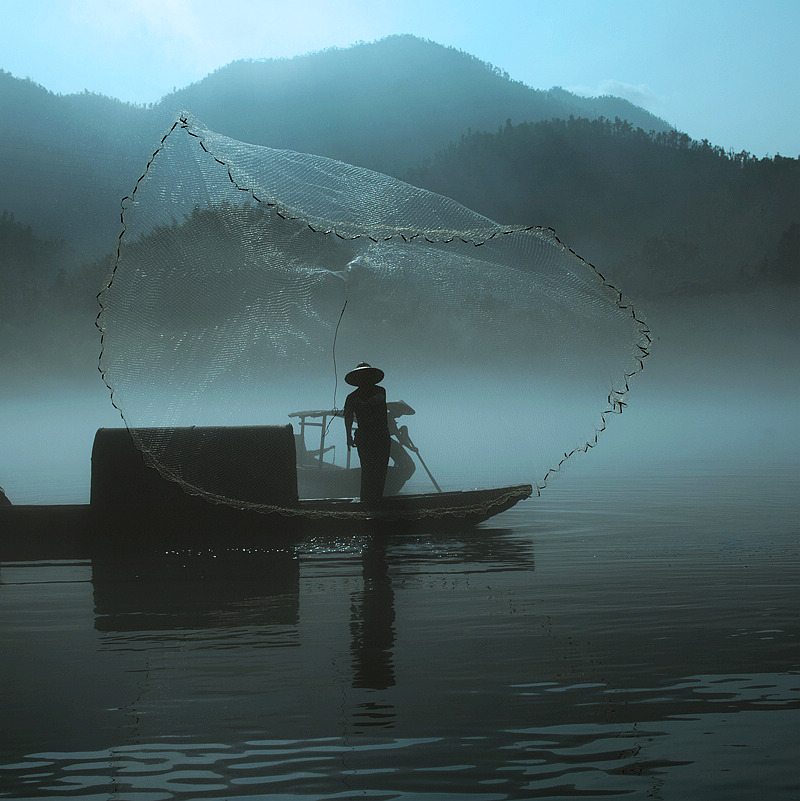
[344,363,391,504]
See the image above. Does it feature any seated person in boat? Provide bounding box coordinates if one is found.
[344,363,391,504]
[387,417,415,487]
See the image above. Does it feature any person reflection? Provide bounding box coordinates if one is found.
[350,536,396,693]
[344,363,391,505]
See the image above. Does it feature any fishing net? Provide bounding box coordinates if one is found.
[97,113,650,516]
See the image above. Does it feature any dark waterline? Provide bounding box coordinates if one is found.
[2,461,799,800]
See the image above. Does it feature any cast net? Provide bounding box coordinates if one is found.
[97,113,650,516]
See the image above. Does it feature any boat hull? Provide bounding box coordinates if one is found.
[0,485,532,559]
[295,485,532,523]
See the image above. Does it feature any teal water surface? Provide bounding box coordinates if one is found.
[1,460,799,800]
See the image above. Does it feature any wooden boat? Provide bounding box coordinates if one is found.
[0,426,532,555]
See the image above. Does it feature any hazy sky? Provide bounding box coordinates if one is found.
[2,0,798,158]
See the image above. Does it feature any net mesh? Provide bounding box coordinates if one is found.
[97,113,650,516]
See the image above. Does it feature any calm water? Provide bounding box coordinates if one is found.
[1,459,798,801]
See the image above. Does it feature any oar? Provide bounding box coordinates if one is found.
[405,435,442,494]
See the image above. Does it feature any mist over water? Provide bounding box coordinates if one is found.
[1,287,797,505]
[0,385,121,504]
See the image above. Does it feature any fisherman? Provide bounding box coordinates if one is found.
[344,362,391,504]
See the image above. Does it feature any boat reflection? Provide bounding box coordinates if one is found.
[92,547,300,632]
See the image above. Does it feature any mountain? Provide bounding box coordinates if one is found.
[0,35,672,256]
[155,35,671,173]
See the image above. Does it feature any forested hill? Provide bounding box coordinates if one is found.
[409,117,800,296]
[0,35,670,255]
